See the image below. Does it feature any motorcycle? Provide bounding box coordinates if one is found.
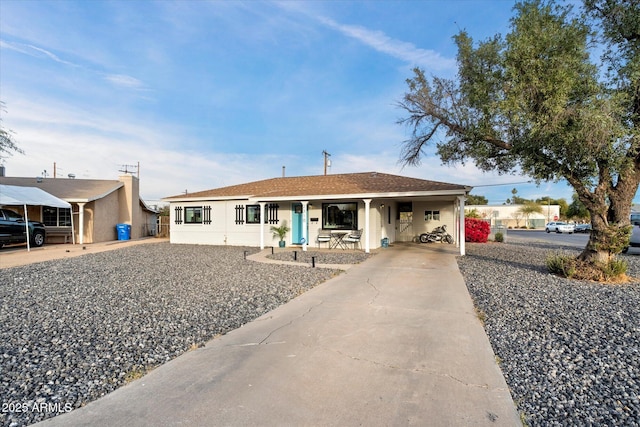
[419,224,454,244]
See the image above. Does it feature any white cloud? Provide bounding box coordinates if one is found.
[316,16,456,71]
[104,74,146,90]
[0,40,77,67]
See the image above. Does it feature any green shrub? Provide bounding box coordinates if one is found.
[494,232,504,242]
[602,258,627,280]
[546,252,628,282]
[546,253,577,278]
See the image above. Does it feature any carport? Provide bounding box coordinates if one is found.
[0,184,74,251]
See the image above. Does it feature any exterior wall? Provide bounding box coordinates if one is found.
[91,192,120,243]
[413,200,456,238]
[170,200,293,247]
[140,209,157,237]
[118,174,144,239]
[466,204,561,229]
[169,198,452,250]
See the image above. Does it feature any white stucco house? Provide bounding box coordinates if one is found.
[164,172,472,255]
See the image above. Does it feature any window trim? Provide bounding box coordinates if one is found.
[42,206,72,227]
[424,210,440,221]
[185,206,203,224]
[246,205,261,224]
[322,202,358,230]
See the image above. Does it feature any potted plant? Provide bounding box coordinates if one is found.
[270,220,290,248]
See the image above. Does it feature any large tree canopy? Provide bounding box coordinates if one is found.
[398,0,639,267]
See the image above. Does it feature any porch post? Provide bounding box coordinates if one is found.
[363,199,371,253]
[302,201,308,252]
[458,196,466,256]
[259,202,266,250]
[78,203,86,245]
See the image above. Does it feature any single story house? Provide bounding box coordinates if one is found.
[0,174,157,244]
[163,172,472,255]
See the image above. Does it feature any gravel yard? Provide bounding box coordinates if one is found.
[267,249,371,265]
[459,240,640,426]
[0,243,340,427]
[3,239,640,426]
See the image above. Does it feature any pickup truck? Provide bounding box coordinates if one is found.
[0,208,47,248]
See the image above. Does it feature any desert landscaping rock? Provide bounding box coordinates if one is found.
[459,240,640,426]
[267,249,371,265]
[0,243,340,426]
[2,239,639,426]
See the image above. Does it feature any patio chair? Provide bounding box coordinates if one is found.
[316,229,331,248]
[343,229,362,249]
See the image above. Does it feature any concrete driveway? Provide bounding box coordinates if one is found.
[36,242,520,427]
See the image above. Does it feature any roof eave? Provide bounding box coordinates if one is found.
[250,189,471,202]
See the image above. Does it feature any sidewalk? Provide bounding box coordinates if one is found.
[36,242,520,426]
[0,238,168,269]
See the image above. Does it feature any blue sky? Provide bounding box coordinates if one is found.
[0,0,594,206]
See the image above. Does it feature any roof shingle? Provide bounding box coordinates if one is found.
[165,172,469,200]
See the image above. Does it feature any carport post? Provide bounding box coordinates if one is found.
[458,195,466,256]
[302,201,308,252]
[24,204,30,252]
[78,203,86,245]
[259,202,266,250]
[364,199,371,253]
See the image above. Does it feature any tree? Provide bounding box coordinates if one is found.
[536,196,569,218]
[465,208,481,218]
[0,101,24,161]
[518,201,544,228]
[566,193,590,220]
[397,0,639,271]
[510,211,524,228]
[466,194,489,205]
[509,188,526,205]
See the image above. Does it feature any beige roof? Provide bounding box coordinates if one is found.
[0,177,123,202]
[165,172,470,201]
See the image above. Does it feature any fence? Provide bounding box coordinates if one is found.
[157,216,170,238]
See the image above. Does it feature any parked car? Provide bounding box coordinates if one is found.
[574,223,592,233]
[0,208,46,247]
[623,213,640,253]
[545,221,575,234]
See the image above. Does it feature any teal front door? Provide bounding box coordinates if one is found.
[291,203,304,244]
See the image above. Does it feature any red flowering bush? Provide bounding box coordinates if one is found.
[465,218,491,243]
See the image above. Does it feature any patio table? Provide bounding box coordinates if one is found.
[330,231,349,250]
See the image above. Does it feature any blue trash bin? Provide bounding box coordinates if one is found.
[116,223,131,241]
[381,237,389,248]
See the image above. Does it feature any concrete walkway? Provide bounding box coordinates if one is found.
[37,243,520,427]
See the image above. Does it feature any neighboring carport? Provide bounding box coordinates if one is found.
[0,184,73,251]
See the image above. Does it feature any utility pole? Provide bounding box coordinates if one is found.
[322,150,331,176]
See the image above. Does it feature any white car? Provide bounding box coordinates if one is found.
[623,213,640,253]
[545,221,574,234]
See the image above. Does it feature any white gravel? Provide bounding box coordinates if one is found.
[3,240,639,426]
[0,243,340,427]
[458,240,640,426]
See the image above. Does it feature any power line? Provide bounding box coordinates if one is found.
[472,180,532,187]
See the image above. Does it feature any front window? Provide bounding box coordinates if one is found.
[43,206,72,226]
[185,207,202,224]
[424,210,440,221]
[322,202,357,230]
[246,205,261,224]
